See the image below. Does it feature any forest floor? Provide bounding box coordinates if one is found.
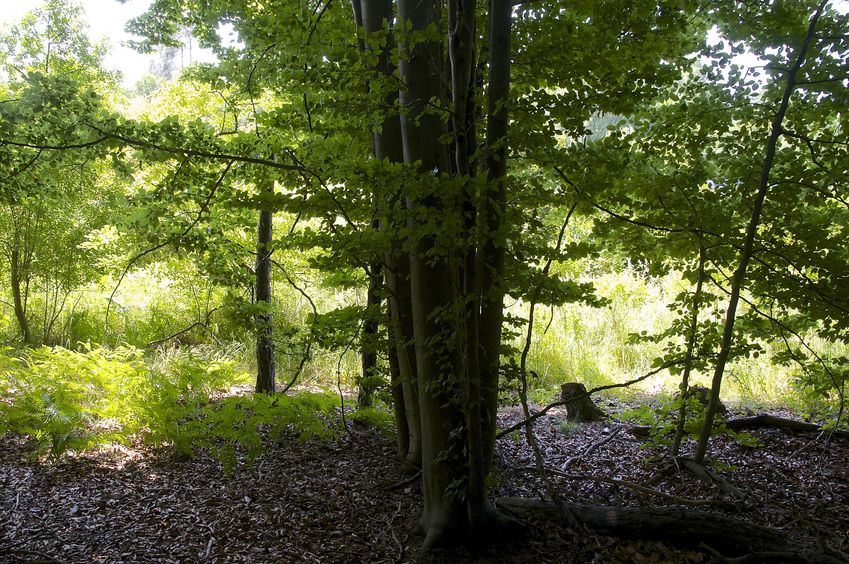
[1,395,848,563]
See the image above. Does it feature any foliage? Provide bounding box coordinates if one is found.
[0,0,847,542]
[620,395,763,450]
[348,405,396,434]
[0,345,340,466]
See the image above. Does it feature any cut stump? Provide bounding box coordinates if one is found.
[560,383,606,422]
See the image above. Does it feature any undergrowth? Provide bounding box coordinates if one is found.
[0,345,341,469]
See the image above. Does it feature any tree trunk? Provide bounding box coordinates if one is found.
[395,0,519,548]
[695,0,827,463]
[672,243,706,456]
[10,240,32,345]
[254,206,275,393]
[386,327,410,457]
[357,0,422,470]
[358,254,381,407]
[397,0,475,547]
[478,0,512,473]
[385,248,423,471]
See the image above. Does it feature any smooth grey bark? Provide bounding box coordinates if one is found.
[478,0,512,475]
[357,0,423,470]
[358,253,381,407]
[395,0,518,548]
[694,0,827,463]
[254,207,275,393]
[398,0,470,547]
[448,0,486,528]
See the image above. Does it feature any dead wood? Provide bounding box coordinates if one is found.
[676,457,745,498]
[725,414,849,438]
[629,413,848,441]
[561,426,622,470]
[683,385,727,415]
[495,497,845,563]
[561,383,606,422]
[522,467,720,507]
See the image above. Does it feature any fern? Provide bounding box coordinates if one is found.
[0,345,342,468]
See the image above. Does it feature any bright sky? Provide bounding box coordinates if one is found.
[0,0,213,88]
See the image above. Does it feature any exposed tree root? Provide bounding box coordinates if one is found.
[418,504,527,555]
[495,497,846,563]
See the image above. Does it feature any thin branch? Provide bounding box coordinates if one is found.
[496,358,686,439]
[522,467,720,507]
[553,166,687,234]
[2,124,303,173]
[0,148,43,183]
[105,160,234,333]
[145,306,223,348]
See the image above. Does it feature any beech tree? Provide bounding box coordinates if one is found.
[111,0,705,547]
[0,0,116,345]
[7,0,846,554]
[560,0,849,459]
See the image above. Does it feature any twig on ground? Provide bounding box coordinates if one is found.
[523,466,720,507]
[383,470,422,491]
[675,457,745,498]
[561,426,623,471]
[200,538,214,560]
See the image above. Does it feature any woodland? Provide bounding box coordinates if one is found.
[0,0,848,562]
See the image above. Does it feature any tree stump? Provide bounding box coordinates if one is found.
[560,382,606,422]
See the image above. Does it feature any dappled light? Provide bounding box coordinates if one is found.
[1,0,847,561]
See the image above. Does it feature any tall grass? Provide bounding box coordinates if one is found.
[515,265,818,410]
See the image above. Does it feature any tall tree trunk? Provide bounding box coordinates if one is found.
[397,0,470,548]
[694,0,827,463]
[358,0,422,470]
[478,0,512,474]
[396,0,519,549]
[386,323,410,457]
[255,206,275,393]
[385,247,423,470]
[10,243,32,345]
[448,0,487,529]
[358,251,382,407]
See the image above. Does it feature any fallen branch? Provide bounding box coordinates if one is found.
[382,469,422,491]
[522,466,719,507]
[725,414,849,438]
[561,426,622,470]
[496,359,685,439]
[676,457,745,498]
